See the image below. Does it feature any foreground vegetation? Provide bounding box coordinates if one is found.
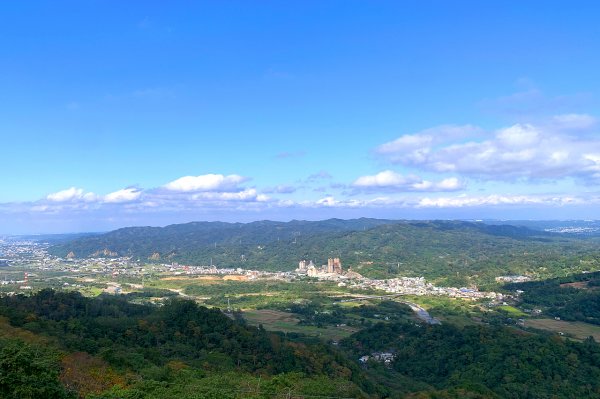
[2,288,600,398]
[0,290,372,398]
[343,321,600,398]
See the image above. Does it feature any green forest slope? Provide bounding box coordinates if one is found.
[48,219,600,284]
[3,290,600,398]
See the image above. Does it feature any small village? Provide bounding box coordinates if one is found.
[0,239,502,301]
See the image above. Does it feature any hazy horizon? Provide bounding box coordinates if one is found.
[3,216,600,236]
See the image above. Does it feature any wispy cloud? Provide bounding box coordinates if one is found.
[552,113,597,130]
[376,125,482,162]
[263,185,297,194]
[479,86,592,118]
[305,170,332,182]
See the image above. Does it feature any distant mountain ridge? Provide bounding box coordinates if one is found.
[46,218,594,285]
[48,218,398,260]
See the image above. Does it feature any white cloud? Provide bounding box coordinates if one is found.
[191,188,269,202]
[352,170,464,192]
[315,196,337,207]
[496,124,540,147]
[417,194,582,208]
[435,177,463,191]
[103,188,142,203]
[376,125,482,164]
[46,187,142,205]
[377,133,434,156]
[164,174,248,192]
[46,187,97,202]
[376,117,600,181]
[32,173,272,217]
[306,196,403,209]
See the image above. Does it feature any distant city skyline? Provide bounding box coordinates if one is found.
[2,1,600,233]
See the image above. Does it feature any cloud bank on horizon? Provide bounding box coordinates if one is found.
[3,111,600,233]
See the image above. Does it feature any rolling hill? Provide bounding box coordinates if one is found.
[48,219,600,285]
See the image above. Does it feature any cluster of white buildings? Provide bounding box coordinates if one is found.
[293,256,502,301]
[359,352,396,367]
[495,275,531,283]
[296,257,344,277]
[0,239,47,266]
[352,277,503,300]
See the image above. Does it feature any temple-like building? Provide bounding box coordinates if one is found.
[326,257,342,274]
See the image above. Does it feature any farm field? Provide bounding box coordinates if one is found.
[498,305,527,317]
[525,318,600,341]
[242,309,359,341]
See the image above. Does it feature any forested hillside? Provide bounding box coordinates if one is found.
[48,218,396,262]
[342,321,600,398]
[48,219,600,284]
[504,271,600,325]
[0,290,373,398]
[3,290,600,398]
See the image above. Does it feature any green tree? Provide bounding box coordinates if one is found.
[0,339,74,399]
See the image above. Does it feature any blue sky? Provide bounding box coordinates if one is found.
[1,1,600,233]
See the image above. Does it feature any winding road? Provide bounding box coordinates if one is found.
[335,294,441,325]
